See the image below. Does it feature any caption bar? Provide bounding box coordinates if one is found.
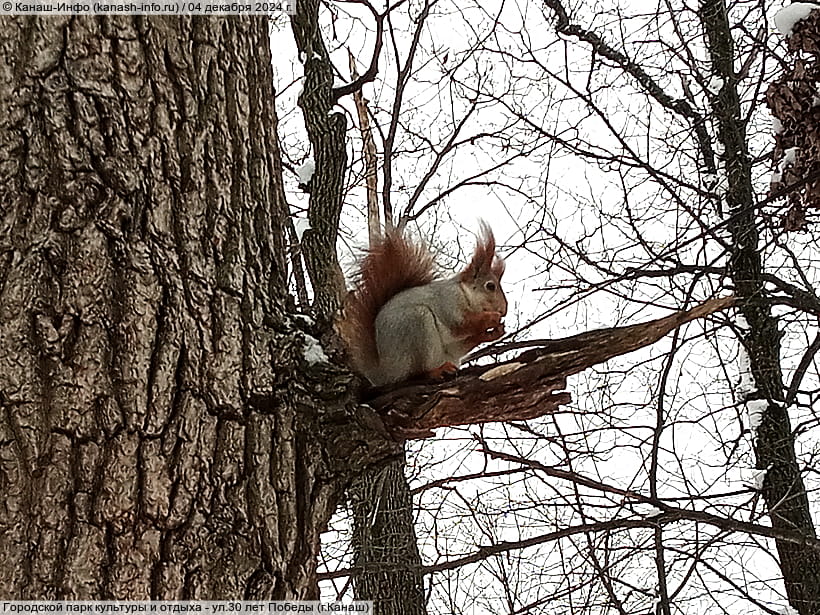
[0,0,295,14]
[1,604,372,615]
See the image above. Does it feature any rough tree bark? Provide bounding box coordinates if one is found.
[0,16,393,599]
[700,1,820,612]
[348,455,425,615]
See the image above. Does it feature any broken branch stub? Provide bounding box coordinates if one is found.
[365,296,735,439]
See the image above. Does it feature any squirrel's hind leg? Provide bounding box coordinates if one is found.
[375,304,450,384]
[413,307,458,380]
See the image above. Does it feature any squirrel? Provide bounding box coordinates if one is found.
[339,222,507,386]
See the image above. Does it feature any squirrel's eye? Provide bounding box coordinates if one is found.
[485,281,496,292]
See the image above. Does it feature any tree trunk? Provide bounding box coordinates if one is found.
[699,2,820,612]
[0,16,391,600]
[350,454,426,615]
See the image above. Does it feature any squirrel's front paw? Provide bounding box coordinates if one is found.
[426,361,458,380]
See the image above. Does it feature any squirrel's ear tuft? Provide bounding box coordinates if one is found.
[491,253,506,280]
[461,220,502,281]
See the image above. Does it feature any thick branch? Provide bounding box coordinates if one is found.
[291,0,348,323]
[367,297,734,438]
[422,507,820,575]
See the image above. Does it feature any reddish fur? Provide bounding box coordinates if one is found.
[340,229,436,372]
[459,221,505,281]
[451,310,503,336]
[452,310,505,352]
[426,361,458,380]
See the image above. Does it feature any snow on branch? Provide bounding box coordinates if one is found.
[774,2,819,36]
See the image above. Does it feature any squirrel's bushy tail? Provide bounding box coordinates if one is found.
[339,229,436,376]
